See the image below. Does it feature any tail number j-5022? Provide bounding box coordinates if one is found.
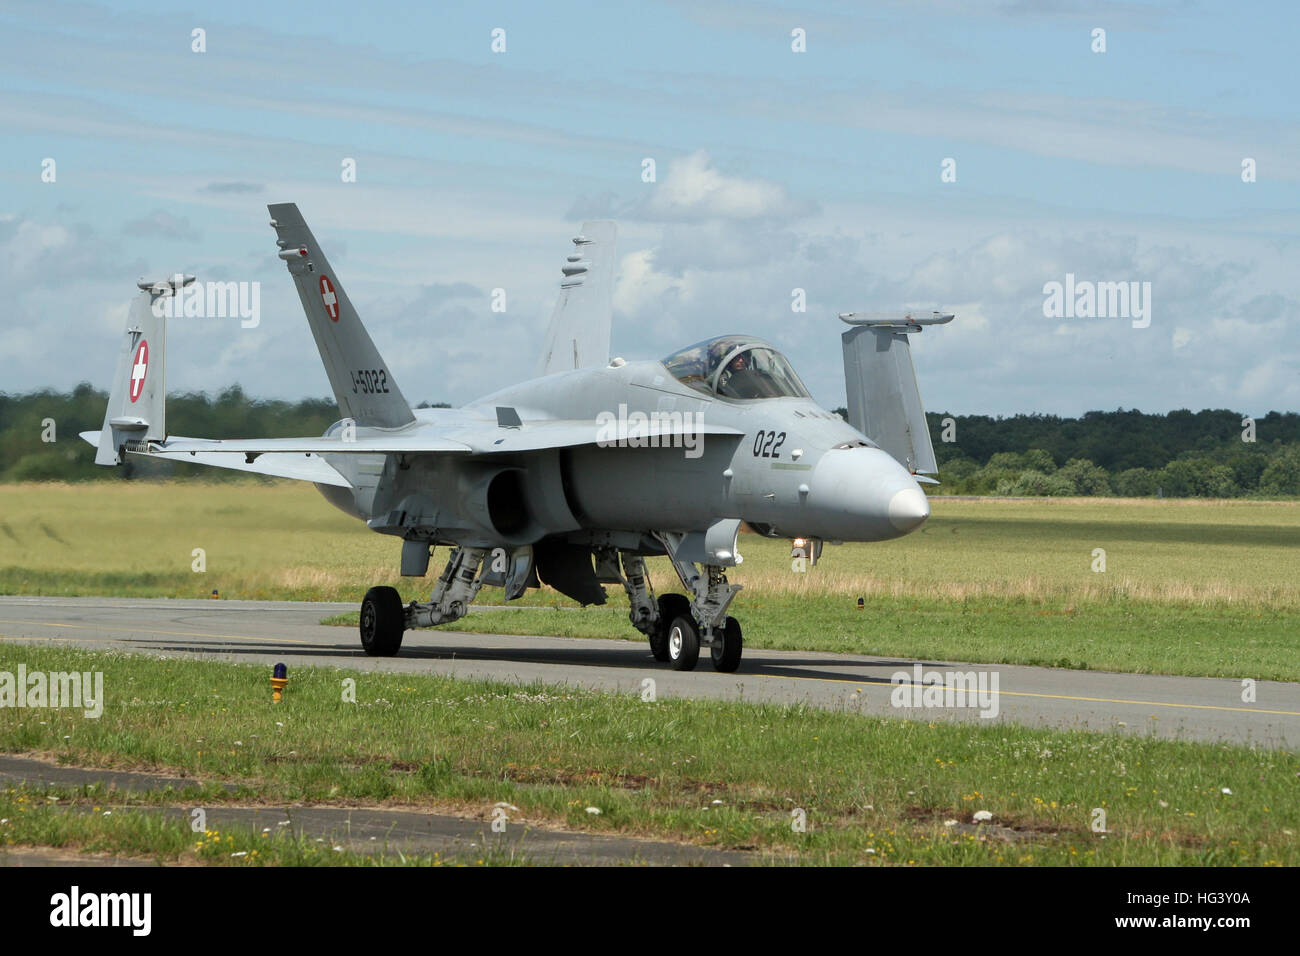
[351,369,389,394]
[752,430,786,458]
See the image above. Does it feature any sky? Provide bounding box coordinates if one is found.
[2,0,1298,418]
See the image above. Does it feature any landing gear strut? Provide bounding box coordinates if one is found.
[357,546,490,657]
[405,546,488,628]
[646,529,746,673]
[612,551,706,666]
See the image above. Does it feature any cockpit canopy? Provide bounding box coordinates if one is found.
[661,335,811,400]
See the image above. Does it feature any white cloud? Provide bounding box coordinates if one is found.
[642,151,812,222]
[613,249,693,317]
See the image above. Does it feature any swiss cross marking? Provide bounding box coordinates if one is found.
[320,276,339,322]
[129,340,149,402]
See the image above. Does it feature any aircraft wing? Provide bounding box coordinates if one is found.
[448,418,743,454]
[78,431,354,486]
[82,418,739,468]
[142,422,743,457]
[139,436,472,456]
[150,420,741,457]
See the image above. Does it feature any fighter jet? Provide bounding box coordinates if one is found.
[82,203,952,672]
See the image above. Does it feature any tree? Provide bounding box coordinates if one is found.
[996,470,1076,496]
[1115,467,1158,497]
[1023,448,1057,473]
[1260,448,1300,496]
[1158,458,1239,498]
[1055,458,1112,496]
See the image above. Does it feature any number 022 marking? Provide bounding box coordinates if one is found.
[752,430,786,459]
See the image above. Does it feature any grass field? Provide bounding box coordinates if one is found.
[2,481,1298,679]
[0,645,1295,866]
[0,792,456,866]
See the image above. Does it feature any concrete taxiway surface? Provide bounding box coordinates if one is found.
[1,596,1297,749]
[0,756,750,866]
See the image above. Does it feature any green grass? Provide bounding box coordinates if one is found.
[0,645,1296,866]
[0,788,520,866]
[3,481,1299,679]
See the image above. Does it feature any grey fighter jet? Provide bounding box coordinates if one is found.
[83,204,952,672]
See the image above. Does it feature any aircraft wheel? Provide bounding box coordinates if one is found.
[666,615,700,671]
[360,586,405,657]
[652,594,690,662]
[711,616,743,672]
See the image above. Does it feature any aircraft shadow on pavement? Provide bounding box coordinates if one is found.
[121,637,932,685]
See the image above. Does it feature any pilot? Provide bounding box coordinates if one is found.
[719,349,761,398]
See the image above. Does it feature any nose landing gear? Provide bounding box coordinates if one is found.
[666,615,699,670]
[710,616,743,673]
[631,529,746,673]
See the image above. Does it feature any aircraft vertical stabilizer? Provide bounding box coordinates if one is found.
[94,278,180,464]
[840,311,954,475]
[267,203,415,428]
[536,221,617,377]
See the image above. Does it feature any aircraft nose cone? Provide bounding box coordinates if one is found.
[805,446,930,540]
[888,487,930,532]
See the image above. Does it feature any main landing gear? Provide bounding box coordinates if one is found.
[359,546,488,657]
[663,613,743,672]
[613,546,744,673]
[361,541,745,673]
[359,585,404,656]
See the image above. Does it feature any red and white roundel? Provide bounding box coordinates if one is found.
[128,340,149,403]
[319,276,339,322]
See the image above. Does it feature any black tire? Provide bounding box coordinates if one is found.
[667,614,700,671]
[360,586,404,656]
[652,594,691,662]
[711,616,743,672]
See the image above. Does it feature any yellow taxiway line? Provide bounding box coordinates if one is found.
[763,673,1300,717]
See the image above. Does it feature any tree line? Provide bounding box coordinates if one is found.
[1,386,1297,496]
[921,409,1300,497]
